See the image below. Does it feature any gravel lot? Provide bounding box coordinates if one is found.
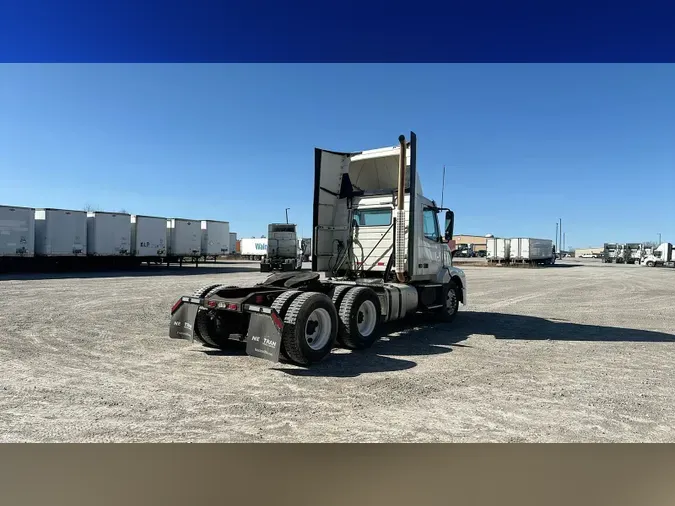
[1,259,674,442]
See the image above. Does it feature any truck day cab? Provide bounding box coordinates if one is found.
[642,242,675,268]
[169,132,467,366]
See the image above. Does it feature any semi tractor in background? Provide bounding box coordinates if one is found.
[260,223,303,272]
[169,131,467,366]
[642,243,675,268]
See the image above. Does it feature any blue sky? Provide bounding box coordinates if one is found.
[1,64,673,248]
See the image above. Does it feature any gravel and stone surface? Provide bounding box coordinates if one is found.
[1,259,673,442]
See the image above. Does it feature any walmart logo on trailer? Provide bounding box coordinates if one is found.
[255,243,267,251]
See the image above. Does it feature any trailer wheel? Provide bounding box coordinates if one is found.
[271,290,303,359]
[281,292,338,366]
[435,280,460,323]
[337,287,382,350]
[646,260,655,267]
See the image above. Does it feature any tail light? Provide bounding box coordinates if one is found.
[171,299,183,314]
[271,311,283,331]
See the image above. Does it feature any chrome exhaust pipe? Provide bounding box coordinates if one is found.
[395,135,407,283]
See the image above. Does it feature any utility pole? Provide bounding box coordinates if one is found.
[555,222,559,254]
[658,232,661,245]
[285,208,290,224]
[559,218,562,258]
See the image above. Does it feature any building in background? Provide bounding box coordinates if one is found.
[454,234,488,253]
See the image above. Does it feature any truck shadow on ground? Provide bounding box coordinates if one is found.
[0,263,262,281]
[271,311,675,378]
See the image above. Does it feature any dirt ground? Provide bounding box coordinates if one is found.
[1,259,674,442]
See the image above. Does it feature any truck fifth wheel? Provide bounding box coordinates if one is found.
[169,132,467,366]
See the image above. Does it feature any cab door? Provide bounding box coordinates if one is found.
[416,196,443,279]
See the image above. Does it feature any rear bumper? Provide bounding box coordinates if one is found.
[169,297,285,363]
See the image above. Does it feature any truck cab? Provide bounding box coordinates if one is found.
[261,223,303,272]
[642,242,674,267]
[312,134,464,290]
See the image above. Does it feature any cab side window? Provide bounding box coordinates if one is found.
[422,207,439,241]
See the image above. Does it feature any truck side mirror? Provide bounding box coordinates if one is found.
[444,210,454,241]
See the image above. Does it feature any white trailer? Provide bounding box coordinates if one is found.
[35,208,87,256]
[510,238,555,264]
[229,232,237,256]
[0,205,35,258]
[86,212,131,256]
[167,218,202,257]
[131,215,167,258]
[486,237,510,262]
[240,238,268,260]
[201,220,230,258]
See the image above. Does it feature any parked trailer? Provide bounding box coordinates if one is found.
[486,237,510,263]
[131,215,167,264]
[0,205,35,270]
[201,220,230,260]
[34,209,87,265]
[86,212,131,267]
[167,218,202,262]
[169,131,467,367]
[240,238,268,260]
[510,238,555,265]
[229,233,237,256]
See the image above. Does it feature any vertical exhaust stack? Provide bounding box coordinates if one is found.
[395,135,407,283]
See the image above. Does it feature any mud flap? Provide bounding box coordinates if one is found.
[169,299,200,342]
[245,312,284,363]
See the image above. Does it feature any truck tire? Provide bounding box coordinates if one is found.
[331,285,352,310]
[337,287,382,350]
[192,284,222,298]
[646,260,655,267]
[195,285,238,348]
[260,263,272,273]
[435,280,460,323]
[281,292,338,366]
[271,290,303,359]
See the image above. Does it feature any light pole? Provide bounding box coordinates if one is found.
[555,222,559,254]
[285,208,290,224]
[658,233,661,245]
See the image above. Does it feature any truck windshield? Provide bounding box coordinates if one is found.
[353,208,392,227]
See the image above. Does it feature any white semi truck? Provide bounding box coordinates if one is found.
[642,242,675,268]
[260,223,303,272]
[169,132,467,366]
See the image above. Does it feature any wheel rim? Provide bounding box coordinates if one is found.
[356,300,377,336]
[446,289,457,314]
[304,308,332,350]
